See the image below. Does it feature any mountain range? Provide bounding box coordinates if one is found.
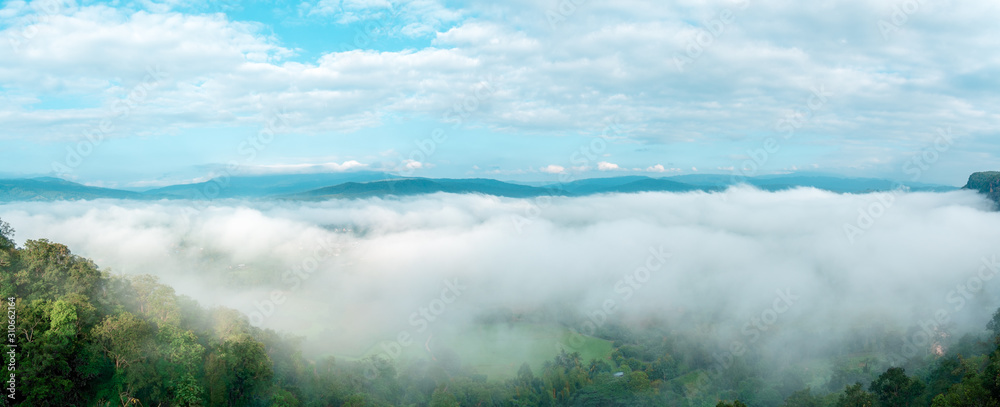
[0,171,989,203]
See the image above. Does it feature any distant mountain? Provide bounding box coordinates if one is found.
[0,178,151,202]
[751,176,904,193]
[664,174,736,188]
[556,176,660,195]
[964,171,1000,205]
[143,172,398,199]
[664,173,956,193]
[0,172,964,203]
[286,178,562,200]
[288,176,714,200]
[747,174,956,193]
[589,178,709,194]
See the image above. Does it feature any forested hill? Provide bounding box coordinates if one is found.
[965,171,1000,205]
[7,218,1000,406]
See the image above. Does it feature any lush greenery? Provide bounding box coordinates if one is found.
[965,171,1000,205]
[5,216,1000,406]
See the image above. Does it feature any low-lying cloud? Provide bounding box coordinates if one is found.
[2,187,999,367]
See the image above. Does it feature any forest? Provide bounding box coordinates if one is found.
[3,214,1000,407]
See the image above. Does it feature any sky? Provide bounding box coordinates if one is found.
[0,0,997,188]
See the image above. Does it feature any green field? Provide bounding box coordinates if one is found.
[355,322,614,380]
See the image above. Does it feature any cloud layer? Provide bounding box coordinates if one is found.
[1,0,998,181]
[1,188,999,364]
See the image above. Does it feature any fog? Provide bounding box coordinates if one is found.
[2,187,999,369]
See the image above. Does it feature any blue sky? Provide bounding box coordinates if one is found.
[0,0,997,188]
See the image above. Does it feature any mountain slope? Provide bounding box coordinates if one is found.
[143,171,398,198]
[287,178,563,199]
[664,173,957,193]
[0,172,963,202]
[964,171,1000,205]
[593,178,709,193]
[556,176,656,195]
[0,178,150,201]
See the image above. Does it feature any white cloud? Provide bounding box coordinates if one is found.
[2,189,998,363]
[1,0,999,176]
[244,161,370,175]
[540,164,566,174]
[124,176,214,189]
[645,164,682,173]
[303,0,462,37]
[402,159,425,170]
[597,161,621,171]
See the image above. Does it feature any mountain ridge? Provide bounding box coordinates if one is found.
[0,172,966,202]
[0,178,153,202]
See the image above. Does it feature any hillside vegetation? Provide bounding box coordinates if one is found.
[965,171,1000,205]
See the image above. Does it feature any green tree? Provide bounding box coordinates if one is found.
[987,307,1000,341]
[206,334,274,406]
[158,325,206,405]
[870,367,925,407]
[92,311,154,403]
[980,348,1000,402]
[429,387,460,407]
[130,275,182,326]
[930,378,994,407]
[48,299,78,336]
[93,312,151,370]
[0,217,14,250]
[929,343,1000,406]
[837,382,875,407]
[783,387,821,407]
[15,239,101,302]
[270,386,301,407]
[16,299,81,405]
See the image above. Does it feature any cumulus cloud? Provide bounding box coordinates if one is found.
[645,164,682,173]
[402,159,425,170]
[540,164,566,174]
[3,0,999,178]
[303,0,462,37]
[1,188,999,363]
[0,4,489,139]
[597,161,620,171]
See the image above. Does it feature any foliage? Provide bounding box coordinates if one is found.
[0,217,14,250]
[869,367,924,407]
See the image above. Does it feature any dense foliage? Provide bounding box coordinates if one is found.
[965,171,1000,206]
[4,217,1000,406]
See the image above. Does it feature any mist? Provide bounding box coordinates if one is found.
[2,187,999,371]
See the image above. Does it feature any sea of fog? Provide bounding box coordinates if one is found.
[1,186,999,367]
